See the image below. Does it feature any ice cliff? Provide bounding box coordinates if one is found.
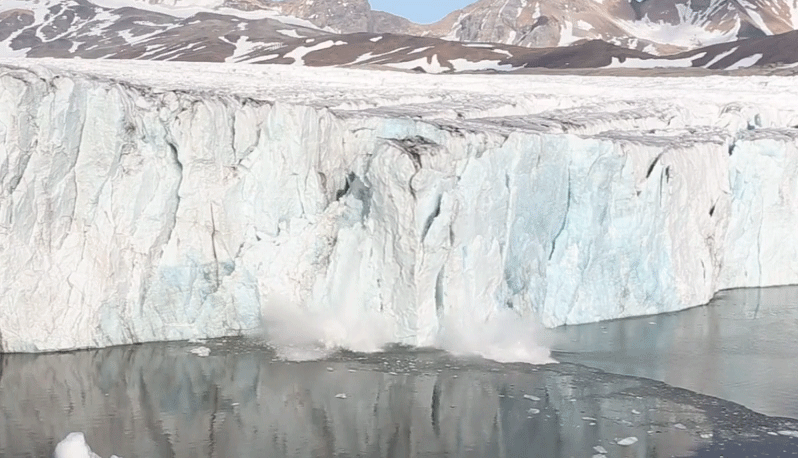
[1,58,797,353]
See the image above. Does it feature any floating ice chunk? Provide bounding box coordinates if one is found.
[631,409,641,414]
[188,346,211,357]
[523,394,541,401]
[335,393,347,399]
[779,430,798,438]
[674,423,687,430]
[700,432,713,439]
[617,437,638,446]
[582,416,597,421]
[54,433,121,458]
[593,445,608,454]
[528,408,540,414]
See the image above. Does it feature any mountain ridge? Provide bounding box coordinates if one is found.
[1,0,797,74]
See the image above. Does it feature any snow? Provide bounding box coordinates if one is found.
[615,13,742,55]
[284,40,341,65]
[608,55,696,69]
[224,37,279,63]
[386,55,448,73]
[448,58,515,72]
[88,0,322,30]
[727,53,763,70]
[704,48,738,68]
[491,49,513,57]
[277,29,304,38]
[1,59,798,360]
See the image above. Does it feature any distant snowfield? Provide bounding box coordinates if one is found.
[1,58,798,358]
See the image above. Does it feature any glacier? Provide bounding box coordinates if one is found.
[1,58,797,354]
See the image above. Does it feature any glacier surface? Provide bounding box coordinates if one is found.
[1,58,797,354]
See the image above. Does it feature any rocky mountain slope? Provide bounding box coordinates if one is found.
[423,0,798,54]
[0,0,325,60]
[250,30,798,73]
[1,0,798,72]
[58,0,798,55]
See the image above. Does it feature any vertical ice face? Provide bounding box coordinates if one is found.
[1,62,798,353]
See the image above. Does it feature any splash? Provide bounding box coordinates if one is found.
[256,293,396,361]
[435,307,556,364]
[54,432,121,458]
[255,294,554,364]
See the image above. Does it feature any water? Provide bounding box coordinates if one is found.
[2,287,798,457]
[550,286,798,419]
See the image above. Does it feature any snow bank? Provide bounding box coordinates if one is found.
[1,59,797,356]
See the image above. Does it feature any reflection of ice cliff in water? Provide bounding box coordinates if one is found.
[2,342,798,458]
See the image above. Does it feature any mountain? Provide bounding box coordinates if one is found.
[53,0,798,55]
[248,30,798,73]
[423,0,798,55]
[2,0,798,73]
[223,0,798,55]
[236,0,423,35]
[0,0,326,61]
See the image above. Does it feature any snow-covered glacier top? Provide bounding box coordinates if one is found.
[1,58,797,359]
[4,58,796,131]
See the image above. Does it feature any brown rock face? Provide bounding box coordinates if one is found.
[227,0,422,34]
[60,0,797,54]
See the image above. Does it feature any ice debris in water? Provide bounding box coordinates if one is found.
[523,394,540,401]
[593,445,608,454]
[674,423,687,430]
[335,393,347,399]
[617,437,638,446]
[779,430,798,438]
[189,346,211,357]
[54,433,121,458]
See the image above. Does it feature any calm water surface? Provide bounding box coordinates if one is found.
[550,286,798,419]
[1,287,798,457]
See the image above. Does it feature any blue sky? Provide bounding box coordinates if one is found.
[369,0,475,24]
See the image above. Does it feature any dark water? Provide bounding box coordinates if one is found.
[2,287,798,458]
[550,286,798,420]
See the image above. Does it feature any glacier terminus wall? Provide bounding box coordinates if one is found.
[1,58,798,353]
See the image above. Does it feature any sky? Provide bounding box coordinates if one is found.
[369,0,475,24]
